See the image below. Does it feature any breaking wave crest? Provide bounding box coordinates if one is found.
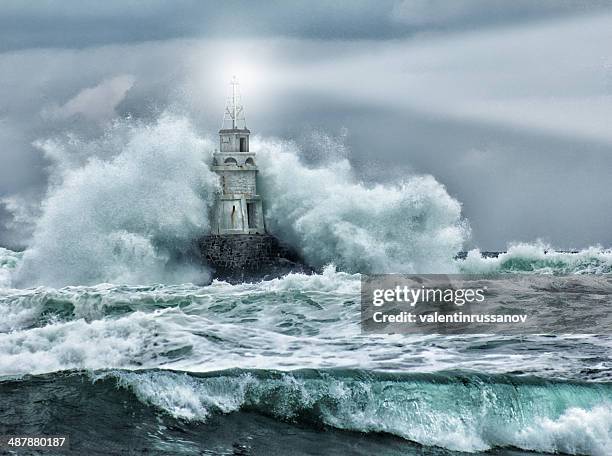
[459,242,612,274]
[93,369,611,455]
[14,114,219,287]
[254,137,468,274]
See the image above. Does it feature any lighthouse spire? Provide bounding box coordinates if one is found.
[222,76,246,130]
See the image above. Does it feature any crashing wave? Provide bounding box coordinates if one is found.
[94,368,612,455]
[1,112,609,285]
[255,137,468,274]
[459,242,612,274]
[13,114,219,287]
[4,114,470,286]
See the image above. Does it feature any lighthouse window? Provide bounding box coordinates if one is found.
[224,157,238,165]
[245,157,255,166]
[240,137,247,152]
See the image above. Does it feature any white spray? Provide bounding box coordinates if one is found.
[15,114,219,287]
[254,137,468,273]
[9,114,470,287]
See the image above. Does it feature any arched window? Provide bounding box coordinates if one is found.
[224,157,238,165]
[245,157,255,166]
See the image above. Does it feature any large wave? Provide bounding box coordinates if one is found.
[14,114,219,287]
[254,137,468,274]
[5,114,469,286]
[4,112,610,286]
[95,368,611,455]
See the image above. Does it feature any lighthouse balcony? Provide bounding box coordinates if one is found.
[212,152,257,168]
[219,128,250,134]
[217,194,262,201]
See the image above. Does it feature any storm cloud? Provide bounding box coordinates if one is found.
[0,1,611,250]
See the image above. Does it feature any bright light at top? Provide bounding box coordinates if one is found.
[214,48,268,98]
[192,40,287,123]
[225,63,263,91]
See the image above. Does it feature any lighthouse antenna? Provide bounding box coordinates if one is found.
[232,77,237,129]
[222,76,246,130]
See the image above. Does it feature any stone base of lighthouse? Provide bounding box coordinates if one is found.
[198,234,312,282]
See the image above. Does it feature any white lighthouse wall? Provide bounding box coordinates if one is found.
[211,196,265,234]
[221,169,257,195]
[217,198,246,232]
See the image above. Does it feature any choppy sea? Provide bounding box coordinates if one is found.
[1,246,611,455]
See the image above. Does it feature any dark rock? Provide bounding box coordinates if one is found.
[197,234,313,283]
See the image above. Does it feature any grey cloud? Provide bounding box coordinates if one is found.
[391,0,610,26]
[43,75,135,123]
[0,0,610,51]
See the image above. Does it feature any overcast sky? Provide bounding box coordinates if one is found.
[1,0,611,250]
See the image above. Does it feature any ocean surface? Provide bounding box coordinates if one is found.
[1,246,611,455]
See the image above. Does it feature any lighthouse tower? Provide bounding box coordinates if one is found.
[200,78,307,281]
[211,77,265,234]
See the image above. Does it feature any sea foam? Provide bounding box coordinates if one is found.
[459,242,612,274]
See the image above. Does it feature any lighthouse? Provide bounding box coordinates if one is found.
[211,77,265,234]
[199,78,308,281]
